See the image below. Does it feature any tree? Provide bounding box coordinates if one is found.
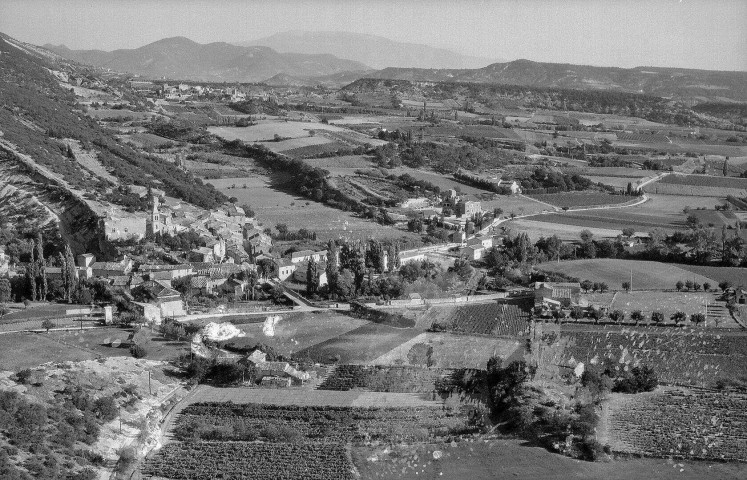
[41,319,55,332]
[256,258,275,279]
[622,281,631,292]
[675,280,684,291]
[449,259,474,281]
[670,311,687,325]
[598,282,609,293]
[703,282,711,292]
[579,229,594,243]
[630,310,644,325]
[651,311,664,324]
[0,277,11,304]
[580,279,593,293]
[63,244,77,303]
[609,310,625,323]
[718,281,732,292]
[306,258,318,295]
[684,280,694,291]
[723,157,729,177]
[692,282,701,291]
[621,227,635,238]
[690,312,706,325]
[685,214,700,229]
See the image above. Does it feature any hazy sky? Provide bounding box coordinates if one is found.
[2,0,745,71]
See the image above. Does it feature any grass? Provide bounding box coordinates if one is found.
[0,332,99,370]
[295,323,423,364]
[352,438,746,480]
[539,259,717,290]
[529,210,685,233]
[215,312,370,357]
[263,135,333,153]
[507,218,633,241]
[674,264,747,287]
[528,192,636,209]
[208,121,351,143]
[206,175,422,242]
[370,332,524,369]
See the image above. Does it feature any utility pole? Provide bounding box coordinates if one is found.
[148,370,152,396]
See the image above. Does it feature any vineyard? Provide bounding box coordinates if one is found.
[608,388,747,461]
[556,328,747,387]
[431,303,531,336]
[616,133,671,144]
[658,174,747,189]
[317,365,445,392]
[142,442,354,480]
[172,402,473,444]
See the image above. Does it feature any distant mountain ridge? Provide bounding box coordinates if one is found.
[365,59,747,102]
[239,30,499,69]
[45,37,369,82]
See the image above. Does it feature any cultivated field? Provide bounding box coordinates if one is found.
[553,326,747,387]
[507,218,631,241]
[352,438,745,480]
[208,121,352,142]
[218,312,370,357]
[607,388,747,461]
[674,264,747,287]
[206,176,422,242]
[296,323,424,364]
[527,192,637,209]
[370,332,523,369]
[539,259,717,290]
[262,135,333,153]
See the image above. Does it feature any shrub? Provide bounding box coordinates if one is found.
[577,437,606,461]
[129,344,147,359]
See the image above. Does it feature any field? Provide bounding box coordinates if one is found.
[528,209,687,233]
[658,174,747,189]
[121,132,174,148]
[507,218,634,241]
[539,259,717,290]
[552,326,747,387]
[211,311,370,357]
[527,192,638,209]
[351,438,746,480]
[186,386,441,408]
[262,135,333,153]
[280,141,350,158]
[295,322,423,364]
[423,302,530,336]
[86,108,156,121]
[607,388,747,461]
[208,121,352,142]
[596,291,734,327]
[370,332,523,369]
[143,442,354,480]
[584,175,648,189]
[206,176,422,242]
[301,155,374,173]
[674,264,747,287]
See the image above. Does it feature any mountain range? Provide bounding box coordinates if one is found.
[44,37,368,83]
[238,30,498,69]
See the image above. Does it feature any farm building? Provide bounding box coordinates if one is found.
[131,280,186,322]
[273,259,297,281]
[534,281,581,308]
[467,236,493,249]
[464,245,486,260]
[139,263,194,280]
[92,257,134,278]
[456,200,482,218]
[290,250,328,264]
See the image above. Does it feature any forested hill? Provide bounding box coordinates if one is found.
[0,32,226,210]
[364,59,747,103]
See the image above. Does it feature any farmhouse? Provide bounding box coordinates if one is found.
[456,200,482,218]
[139,264,194,280]
[464,245,486,261]
[534,281,582,308]
[467,236,493,249]
[131,280,186,323]
[92,257,134,278]
[273,259,297,281]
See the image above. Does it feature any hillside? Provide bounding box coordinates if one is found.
[45,37,369,82]
[342,78,739,128]
[241,30,498,69]
[365,59,747,103]
[0,32,227,251]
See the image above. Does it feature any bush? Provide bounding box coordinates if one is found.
[129,344,147,359]
[93,396,118,422]
[577,437,606,461]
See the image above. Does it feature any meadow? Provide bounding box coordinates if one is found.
[674,264,747,287]
[208,121,352,143]
[507,218,631,241]
[206,176,422,242]
[539,259,716,290]
[527,192,637,209]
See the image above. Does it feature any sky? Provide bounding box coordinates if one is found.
[1,0,745,71]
